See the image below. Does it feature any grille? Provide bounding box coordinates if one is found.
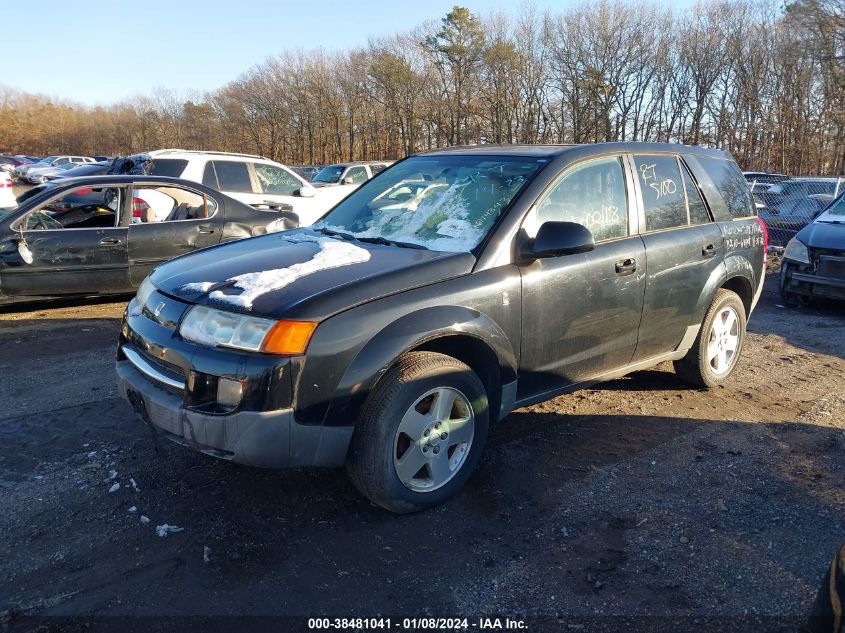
[817,255,845,278]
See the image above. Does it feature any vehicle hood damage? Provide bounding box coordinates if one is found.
[151,229,476,320]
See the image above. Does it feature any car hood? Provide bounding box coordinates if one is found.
[151,229,476,321]
[796,217,845,250]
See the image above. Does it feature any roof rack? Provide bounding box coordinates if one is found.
[149,149,266,160]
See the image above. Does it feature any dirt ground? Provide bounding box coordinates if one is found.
[0,276,844,632]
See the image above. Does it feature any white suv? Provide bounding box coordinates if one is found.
[142,150,350,226]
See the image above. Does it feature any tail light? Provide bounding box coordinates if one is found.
[756,216,769,263]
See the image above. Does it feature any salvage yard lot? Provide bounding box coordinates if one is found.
[1,277,844,630]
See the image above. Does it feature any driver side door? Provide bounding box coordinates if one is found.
[0,185,130,298]
[517,155,646,399]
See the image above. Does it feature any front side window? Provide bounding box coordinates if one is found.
[524,156,628,242]
[212,161,252,193]
[201,162,218,188]
[131,186,218,223]
[318,155,544,252]
[312,165,345,184]
[345,166,368,184]
[21,185,124,230]
[253,164,301,195]
[634,155,687,231]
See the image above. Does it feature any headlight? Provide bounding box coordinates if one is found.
[179,305,317,354]
[134,277,156,311]
[783,238,810,264]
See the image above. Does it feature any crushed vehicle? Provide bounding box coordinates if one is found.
[780,192,845,303]
[0,175,297,305]
[116,142,765,513]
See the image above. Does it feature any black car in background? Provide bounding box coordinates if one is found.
[0,175,297,305]
[115,142,765,513]
[780,193,845,303]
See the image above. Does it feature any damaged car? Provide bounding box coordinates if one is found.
[0,175,297,305]
[116,143,764,513]
[780,192,845,304]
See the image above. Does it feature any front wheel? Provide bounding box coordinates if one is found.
[674,289,747,388]
[346,352,489,513]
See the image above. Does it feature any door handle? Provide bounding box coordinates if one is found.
[198,227,218,235]
[615,258,637,275]
[702,244,717,258]
[99,237,124,246]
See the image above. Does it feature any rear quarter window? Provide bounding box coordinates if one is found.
[149,159,188,178]
[697,156,754,219]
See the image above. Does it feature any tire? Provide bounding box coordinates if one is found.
[673,289,747,388]
[346,351,490,513]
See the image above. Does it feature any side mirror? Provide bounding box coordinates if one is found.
[520,221,595,261]
[342,176,355,185]
[298,186,315,198]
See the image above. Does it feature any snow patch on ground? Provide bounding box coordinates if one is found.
[208,236,370,309]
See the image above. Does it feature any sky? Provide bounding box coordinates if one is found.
[2,0,691,106]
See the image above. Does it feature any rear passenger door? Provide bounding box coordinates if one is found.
[517,155,646,397]
[629,154,724,362]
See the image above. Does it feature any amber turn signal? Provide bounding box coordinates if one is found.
[261,320,318,354]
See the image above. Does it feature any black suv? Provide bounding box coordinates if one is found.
[115,143,766,513]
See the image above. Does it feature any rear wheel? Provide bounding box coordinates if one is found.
[346,352,489,513]
[674,289,746,388]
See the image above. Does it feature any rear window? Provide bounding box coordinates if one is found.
[697,156,754,218]
[149,159,188,178]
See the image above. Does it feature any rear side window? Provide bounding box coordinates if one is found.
[370,163,388,175]
[634,155,687,231]
[680,163,711,225]
[150,159,188,178]
[213,161,252,193]
[697,156,754,218]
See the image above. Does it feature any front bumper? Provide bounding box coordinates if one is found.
[782,260,845,300]
[116,359,353,468]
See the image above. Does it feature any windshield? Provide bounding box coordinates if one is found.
[815,193,845,223]
[312,165,345,184]
[317,155,545,252]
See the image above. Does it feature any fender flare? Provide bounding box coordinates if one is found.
[324,305,518,427]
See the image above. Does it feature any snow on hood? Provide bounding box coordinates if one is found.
[190,234,371,310]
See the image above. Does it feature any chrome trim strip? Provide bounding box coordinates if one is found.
[122,345,185,390]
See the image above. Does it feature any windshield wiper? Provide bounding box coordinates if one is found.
[314,226,358,241]
[316,226,427,249]
[354,236,428,250]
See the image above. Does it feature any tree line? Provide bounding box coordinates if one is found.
[1,0,843,175]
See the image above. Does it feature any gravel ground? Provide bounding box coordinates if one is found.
[0,276,843,632]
